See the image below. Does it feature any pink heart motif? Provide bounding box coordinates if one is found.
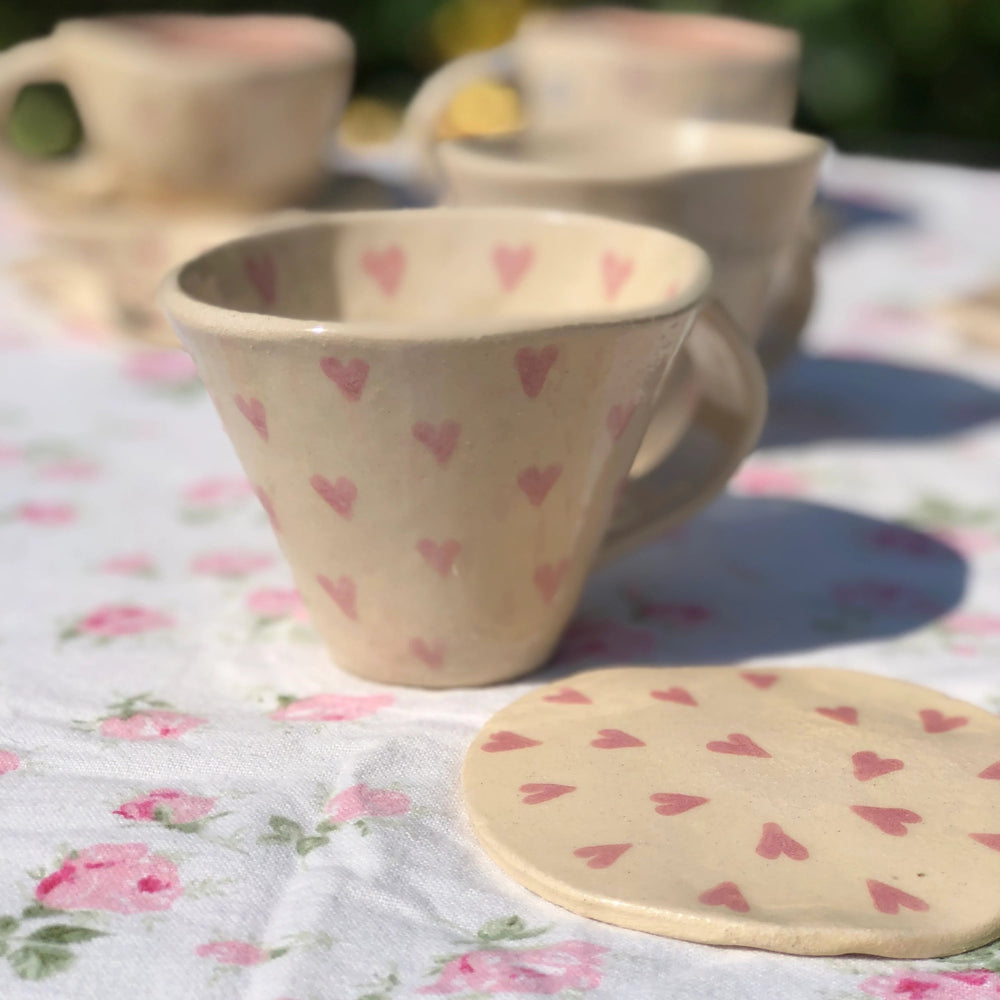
[416,538,461,577]
[244,253,276,305]
[969,833,1000,852]
[362,245,405,297]
[919,708,968,733]
[519,783,576,805]
[494,243,535,292]
[979,761,1000,779]
[867,879,929,915]
[533,559,569,605]
[851,805,922,836]
[233,395,268,441]
[852,751,904,781]
[316,573,357,621]
[699,881,749,913]
[482,730,541,753]
[591,728,645,749]
[755,822,809,860]
[409,637,445,668]
[817,705,859,725]
[650,793,708,816]
[254,486,280,533]
[310,474,357,520]
[514,344,558,398]
[706,733,771,758]
[651,687,697,707]
[601,251,633,301]
[573,843,632,869]
[740,671,778,690]
[320,357,369,403]
[517,464,562,506]
[544,687,591,705]
[412,420,461,467]
[606,402,636,442]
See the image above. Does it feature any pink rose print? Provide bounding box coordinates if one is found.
[0,750,20,774]
[182,475,254,507]
[115,789,215,826]
[191,551,275,577]
[326,784,411,823]
[15,501,76,525]
[941,613,1000,636]
[867,524,948,558]
[932,527,998,556]
[420,941,607,995]
[859,970,1000,999]
[195,941,269,966]
[831,579,943,617]
[35,843,182,914]
[123,349,199,385]
[730,464,807,497]
[553,618,655,665]
[0,441,21,462]
[36,458,100,480]
[101,553,155,576]
[100,711,206,741]
[270,693,394,722]
[71,604,173,639]
[246,587,309,622]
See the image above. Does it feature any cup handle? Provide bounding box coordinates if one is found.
[399,44,516,176]
[0,38,119,204]
[595,299,767,567]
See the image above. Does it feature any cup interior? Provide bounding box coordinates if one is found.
[169,209,710,335]
[102,14,348,64]
[528,8,797,61]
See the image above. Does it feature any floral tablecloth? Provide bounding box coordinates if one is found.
[3,153,1000,1000]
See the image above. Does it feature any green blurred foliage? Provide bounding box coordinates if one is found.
[1,0,998,164]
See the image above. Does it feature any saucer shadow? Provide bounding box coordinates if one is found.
[536,495,967,680]
[761,355,1000,448]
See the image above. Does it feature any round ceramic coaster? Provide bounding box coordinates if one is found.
[463,666,1000,958]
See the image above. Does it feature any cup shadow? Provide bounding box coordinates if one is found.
[534,495,967,682]
[762,354,1000,448]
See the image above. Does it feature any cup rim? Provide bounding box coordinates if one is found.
[520,8,800,64]
[56,13,354,74]
[159,206,713,343]
[438,120,828,185]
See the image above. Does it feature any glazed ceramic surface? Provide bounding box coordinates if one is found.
[0,14,353,209]
[439,120,821,472]
[161,208,765,687]
[464,666,1000,958]
[402,10,799,162]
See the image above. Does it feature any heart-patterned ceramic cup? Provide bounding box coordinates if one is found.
[438,120,823,473]
[400,9,799,173]
[161,208,765,688]
[0,14,353,209]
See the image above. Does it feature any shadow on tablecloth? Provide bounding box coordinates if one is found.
[539,495,967,677]
[761,354,1000,447]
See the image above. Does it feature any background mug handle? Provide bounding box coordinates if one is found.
[595,298,767,566]
[398,43,516,180]
[0,38,119,204]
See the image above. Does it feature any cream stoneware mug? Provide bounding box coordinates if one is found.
[401,9,799,170]
[0,14,354,208]
[438,120,824,472]
[161,208,766,688]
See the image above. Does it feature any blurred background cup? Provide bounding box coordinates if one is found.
[438,119,825,471]
[401,9,799,174]
[0,13,354,210]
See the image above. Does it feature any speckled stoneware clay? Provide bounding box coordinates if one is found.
[463,666,1000,957]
